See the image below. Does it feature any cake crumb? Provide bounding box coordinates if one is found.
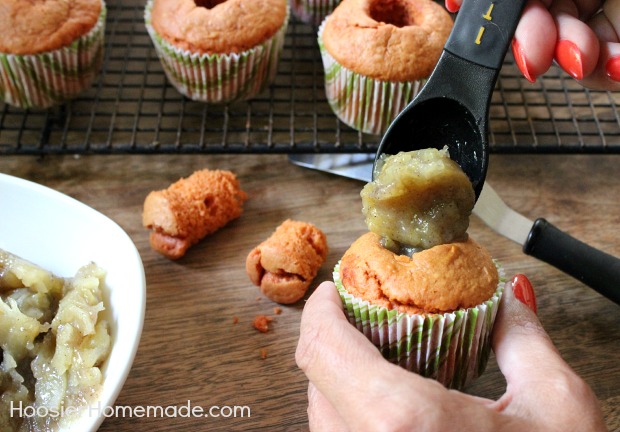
[260,348,268,359]
[253,315,273,333]
[273,307,282,315]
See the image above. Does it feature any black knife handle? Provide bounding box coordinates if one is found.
[523,218,620,305]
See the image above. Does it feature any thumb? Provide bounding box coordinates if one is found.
[491,275,606,431]
[492,274,567,388]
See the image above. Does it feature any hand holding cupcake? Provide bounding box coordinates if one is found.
[296,148,606,430]
[296,277,607,431]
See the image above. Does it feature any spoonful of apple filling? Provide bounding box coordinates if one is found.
[361,148,475,257]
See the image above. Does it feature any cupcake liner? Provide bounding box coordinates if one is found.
[0,1,106,109]
[318,21,423,135]
[291,0,340,25]
[145,1,289,104]
[334,261,505,390]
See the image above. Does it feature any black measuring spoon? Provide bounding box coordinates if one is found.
[373,0,527,199]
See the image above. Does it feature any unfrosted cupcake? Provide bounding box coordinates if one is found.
[0,0,106,109]
[335,235,504,389]
[318,0,452,135]
[335,148,504,389]
[145,0,289,104]
[291,0,340,25]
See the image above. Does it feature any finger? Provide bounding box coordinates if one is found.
[295,281,388,385]
[295,282,448,429]
[492,276,568,389]
[570,0,605,20]
[603,0,620,37]
[307,383,349,432]
[513,0,558,81]
[579,40,620,89]
[295,282,388,412]
[445,0,462,14]
[581,0,620,88]
[492,276,607,430]
[295,281,404,427]
[551,0,601,80]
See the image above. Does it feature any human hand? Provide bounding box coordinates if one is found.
[445,0,620,90]
[295,276,607,431]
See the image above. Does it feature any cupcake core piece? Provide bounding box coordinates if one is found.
[246,220,328,304]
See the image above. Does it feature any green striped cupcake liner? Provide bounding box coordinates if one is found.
[291,0,340,25]
[318,20,423,135]
[145,1,289,104]
[334,260,505,390]
[0,1,106,109]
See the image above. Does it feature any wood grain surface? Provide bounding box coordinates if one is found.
[1,153,619,431]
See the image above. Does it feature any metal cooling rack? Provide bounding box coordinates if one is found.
[1,0,619,155]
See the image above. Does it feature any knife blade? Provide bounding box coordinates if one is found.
[288,153,620,305]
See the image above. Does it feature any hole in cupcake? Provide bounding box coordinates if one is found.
[194,0,227,9]
[369,0,411,28]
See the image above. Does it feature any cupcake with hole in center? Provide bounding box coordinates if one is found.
[0,0,106,109]
[145,0,289,104]
[335,148,504,389]
[318,0,452,135]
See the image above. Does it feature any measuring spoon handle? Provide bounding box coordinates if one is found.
[444,0,528,70]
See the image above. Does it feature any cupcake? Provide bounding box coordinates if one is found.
[335,148,504,389]
[0,0,106,109]
[318,0,453,135]
[145,0,289,104]
[291,0,340,25]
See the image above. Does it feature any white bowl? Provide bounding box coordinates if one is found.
[0,173,146,431]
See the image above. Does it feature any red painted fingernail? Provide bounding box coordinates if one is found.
[605,56,620,82]
[512,274,537,314]
[445,0,459,13]
[555,40,584,80]
[512,39,536,83]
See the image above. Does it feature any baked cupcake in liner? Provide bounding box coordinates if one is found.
[144,0,289,104]
[0,2,106,109]
[291,0,340,25]
[333,261,505,390]
[318,21,423,135]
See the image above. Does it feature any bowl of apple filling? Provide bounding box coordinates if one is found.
[0,173,146,432]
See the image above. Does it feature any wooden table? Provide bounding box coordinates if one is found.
[1,153,618,431]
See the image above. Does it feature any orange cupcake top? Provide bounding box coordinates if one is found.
[321,0,453,82]
[340,232,498,314]
[150,0,287,54]
[0,0,102,55]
